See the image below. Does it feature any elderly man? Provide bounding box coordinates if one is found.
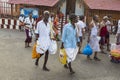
[35,11,51,71]
[99,16,108,53]
[99,16,111,53]
[87,15,101,61]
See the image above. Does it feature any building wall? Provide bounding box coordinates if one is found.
[84,2,120,25]
[60,0,66,15]
[75,0,84,16]
[85,8,120,25]
[60,0,84,16]
[0,0,14,16]
[18,5,58,16]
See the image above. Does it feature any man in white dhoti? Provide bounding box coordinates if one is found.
[35,11,51,71]
[61,13,79,74]
[87,15,101,61]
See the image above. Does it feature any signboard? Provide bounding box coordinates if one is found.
[20,8,39,18]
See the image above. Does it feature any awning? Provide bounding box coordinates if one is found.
[8,0,59,7]
[84,0,120,11]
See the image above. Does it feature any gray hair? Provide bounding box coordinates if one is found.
[43,10,50,15]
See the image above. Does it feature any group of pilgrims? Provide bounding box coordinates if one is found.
[19,10,120,74]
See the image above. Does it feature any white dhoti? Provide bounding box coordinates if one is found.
[65,47,78,63]
[36,38,51,54]
[89,36,101,52]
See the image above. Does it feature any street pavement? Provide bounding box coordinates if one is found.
[0,29,120,80]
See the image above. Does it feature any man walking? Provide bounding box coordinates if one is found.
[24,13,34,48]
[35,11,51,71]
[77,16,86,54]
[62,13,79,74]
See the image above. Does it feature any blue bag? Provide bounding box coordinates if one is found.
[82,44,93,55]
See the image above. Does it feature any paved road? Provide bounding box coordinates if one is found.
[0,29,120,80]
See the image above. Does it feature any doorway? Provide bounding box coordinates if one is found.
[66,0,76,15]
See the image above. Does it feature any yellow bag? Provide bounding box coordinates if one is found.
[59,49,67,64]
[32,43,40,59]
[111,50,120,58]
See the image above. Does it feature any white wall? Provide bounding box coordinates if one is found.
[60,0,84,16]
[75,0,84,16]
[60,0,66,15]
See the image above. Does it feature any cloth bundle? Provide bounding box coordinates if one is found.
[110,43,120,63]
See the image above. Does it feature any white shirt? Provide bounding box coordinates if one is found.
[77,20,86,37]
[49,17,54,22]
[117,20,120,34]
[91,23,98,37]
[24,17,34,28]
[19,16,25,28]
[117,26,120,34]
[106,20,111,31]
[90,21,99,37]
[35,20,51,47]
[19,16,24,22]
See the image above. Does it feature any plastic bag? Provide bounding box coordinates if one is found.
[32,43,40,59]
[59,49,67,64]
[49,40,57,54]
[97,36,101,41]
[82,44,93,55]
